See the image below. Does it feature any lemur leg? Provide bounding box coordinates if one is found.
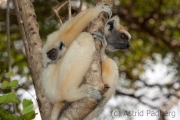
[55,32,102,102]
[102,58,119,97]
[92,31,119,94]
[51,102,64,120]
[84,58,119,120]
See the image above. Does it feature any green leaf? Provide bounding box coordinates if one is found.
[23,111,37,120]
[6,71,13,78]
[1,81,9,89]
[6,92,19,104]
[1,80,18,89]
[22,99,37,120]
[11,114,23,120]
[23,104,34,115]
[0,108,22,120]
[8,80,18,88]
[22,99,34,115]
[0,94,7,104]
[0,92,19,104]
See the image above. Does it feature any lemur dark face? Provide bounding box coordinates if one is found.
[105,16,131,52]
[106,29,130,51]
[47,48,58,60]
[46,41,66,61]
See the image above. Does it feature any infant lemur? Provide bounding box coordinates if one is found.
[42,4,131,120]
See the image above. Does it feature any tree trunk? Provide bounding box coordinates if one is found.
[12,0,52,120]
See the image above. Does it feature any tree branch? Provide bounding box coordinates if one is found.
[68,0,71,19]
[12,0,52,119]
[6,0,17,114]
[53,1,68,25]
[116,90,159,110]
[6,0,11,73]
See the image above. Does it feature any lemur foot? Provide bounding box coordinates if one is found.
[92,31,107,48]
[84,85,103,101]
[97,4,112,18]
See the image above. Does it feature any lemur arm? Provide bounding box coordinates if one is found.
[57,5,112,46]
[45,4,112,48]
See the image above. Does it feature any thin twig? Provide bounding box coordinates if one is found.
[116,90,159,110]
[68,0,71,19]
[54,0,61,5]
[6,0,11,72]
[53,10,63,25]
[6,0,17,114]
[78,0,83,13]
[53,1,68,25]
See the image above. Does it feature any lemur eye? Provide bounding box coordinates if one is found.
[121,33,125,39]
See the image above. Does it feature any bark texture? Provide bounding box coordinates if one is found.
[60,0,114,119]
[12,0,52,120]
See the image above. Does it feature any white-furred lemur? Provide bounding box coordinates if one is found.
[41,4,131,120]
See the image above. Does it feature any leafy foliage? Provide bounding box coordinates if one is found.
[22,99,37,120]
[0,92,19,105]
[0,71,36,120]
[0,108,22,120]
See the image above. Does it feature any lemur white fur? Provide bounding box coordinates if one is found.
[42,4,112,120]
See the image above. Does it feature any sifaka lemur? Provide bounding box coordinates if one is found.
[41,4,131,120]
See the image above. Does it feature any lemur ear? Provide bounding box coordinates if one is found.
[59,41,65,50]
[107,20,114,31]
[113,15,120,22]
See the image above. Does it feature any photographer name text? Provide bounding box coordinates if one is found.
[111,110,175,118]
